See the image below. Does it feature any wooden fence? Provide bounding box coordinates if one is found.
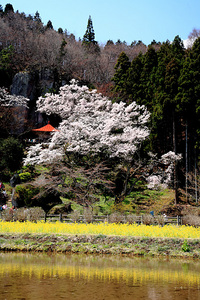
[43,214,182,225]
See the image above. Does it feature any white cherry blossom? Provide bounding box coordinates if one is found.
[0,88,29,108]
[24,79,150,164]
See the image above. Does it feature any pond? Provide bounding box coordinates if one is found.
[0,253,200,300]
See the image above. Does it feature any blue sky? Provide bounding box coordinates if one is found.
[2,0,200,45]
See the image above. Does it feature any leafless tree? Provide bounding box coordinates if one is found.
[30,159,114,208]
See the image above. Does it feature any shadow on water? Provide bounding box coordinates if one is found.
[0,253,200,299]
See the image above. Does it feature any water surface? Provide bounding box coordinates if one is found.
[0,253,200,299]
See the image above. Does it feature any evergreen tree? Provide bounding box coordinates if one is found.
[111,35,200,203]
[58,27,63,34]
[82,15,96,45]
[34,11,42,23]
[112,52,130,97]
[105,40,114,46]
[82,16,100,53]
[177,51,197,201]
[127,53,144,103]
[4,3,14,14]
[161,36,184,203]
[0,45,14,86]
[190,38,200,111]
[140,46,158,108]
[189,38,200,150]
[46,20,53,30]
[153,39,181,154]
[58,38,67,67]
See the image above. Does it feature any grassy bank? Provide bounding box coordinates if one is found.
[0,221,200,257]
[0,233,200,258]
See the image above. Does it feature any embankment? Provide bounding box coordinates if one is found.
[0,233,200,258]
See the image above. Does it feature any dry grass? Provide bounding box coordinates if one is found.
[69,210,81,223]
[182,214,200,226]
[1,207,45,222]
[149,189,175,215]
[126,214,139,224]
[108,212,125,223]
[142,214,155,225]
[83,208,93,223]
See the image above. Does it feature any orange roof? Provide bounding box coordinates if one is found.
[32,121,59,132]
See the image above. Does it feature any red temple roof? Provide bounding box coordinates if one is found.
[32,121,59,132]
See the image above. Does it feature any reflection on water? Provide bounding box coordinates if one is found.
[0,253,200,300]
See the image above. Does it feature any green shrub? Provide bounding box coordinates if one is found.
[15,184,62,212]
[182,240,190,252]
[15,184,39,208]
[19,172,32,183]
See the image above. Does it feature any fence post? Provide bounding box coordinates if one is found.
[177,215,182,225]
[59,213,63,222]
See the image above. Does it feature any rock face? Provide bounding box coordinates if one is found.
[10,72,37,133]
[11,69,59,100]
[11,71,36,101]
[10,69,60,128]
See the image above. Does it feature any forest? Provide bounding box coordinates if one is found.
[1,3,200,214]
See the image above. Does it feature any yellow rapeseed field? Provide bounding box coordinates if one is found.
[0,220,200,239]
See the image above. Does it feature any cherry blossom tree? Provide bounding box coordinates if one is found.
[24,79,150,165]
[24,80,182,203]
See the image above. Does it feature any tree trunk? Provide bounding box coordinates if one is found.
[114,164,131,204]
[195,148,198,203]
[172,111,178,205]
[185,119,188,203]
[122,165,131,196]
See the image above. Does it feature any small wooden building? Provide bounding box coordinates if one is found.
[32,121,59,141]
